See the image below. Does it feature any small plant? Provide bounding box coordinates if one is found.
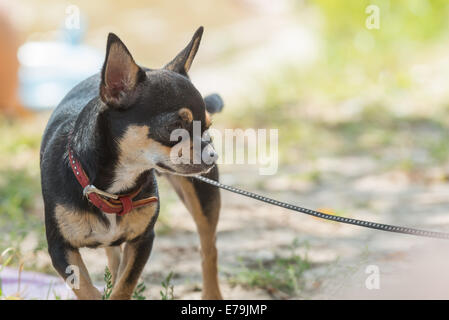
[132,281,146,300]
[102,267,113,300]
[102,267,148,300]
[0,248,16,271]
[53,290,61,300]
[228,239,310,297]
[45,281,54,300]
[160,272,174,300]
[0,248,23,300]
[0,249,12,299]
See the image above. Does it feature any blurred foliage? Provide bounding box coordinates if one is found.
[312,0,449,82]
[0,117,45,265]
[224,1,449,168]
[0,167,45,265]
[305,0,449,102]
[314,0,449,49]
[227,80,449,167]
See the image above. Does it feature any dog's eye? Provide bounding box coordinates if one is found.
[167,121,183,133]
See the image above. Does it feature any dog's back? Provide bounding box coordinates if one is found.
[40,74,100,160]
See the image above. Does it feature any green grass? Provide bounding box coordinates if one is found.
[102,267,113,300]
[225,72,449,170]
[132,282,147,300]
[0,116,46,267]
[0,118,41,156]
[102,266,149,300]
[0,248,24,300]
[228,239,311,297]
[0,168,45,264]
[160,272,175,300]
[221,1,449,170]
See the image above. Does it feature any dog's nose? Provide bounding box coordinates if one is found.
[207,150,218,163]
[201,141,218,164]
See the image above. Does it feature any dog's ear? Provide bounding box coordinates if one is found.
[165,26,203,76]
[100,33,145,108]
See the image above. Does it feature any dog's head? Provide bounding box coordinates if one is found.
[99,27,223,176]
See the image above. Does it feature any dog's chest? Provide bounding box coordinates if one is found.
[55,203,157,248]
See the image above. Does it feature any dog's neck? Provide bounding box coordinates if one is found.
[69,98,149,194]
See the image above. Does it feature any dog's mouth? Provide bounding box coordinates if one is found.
[156,162,176,173]
[156,162,213,176]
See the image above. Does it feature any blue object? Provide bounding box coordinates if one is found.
[18,22,103,110]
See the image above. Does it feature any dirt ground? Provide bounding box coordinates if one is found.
[51,161,447,300]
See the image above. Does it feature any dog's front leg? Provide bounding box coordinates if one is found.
[49,244,102,300]
[109,230,155,300]
[105,246,121,285]
[166,169,222,300]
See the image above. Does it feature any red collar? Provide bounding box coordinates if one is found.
[68,148,158,216]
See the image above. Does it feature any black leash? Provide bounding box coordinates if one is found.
[194,175,449,240]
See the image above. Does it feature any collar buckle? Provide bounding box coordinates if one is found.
[83,184,119,200]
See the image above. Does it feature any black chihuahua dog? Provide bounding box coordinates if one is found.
[40,27,224,300]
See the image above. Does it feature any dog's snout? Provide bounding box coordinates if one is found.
[209,149,218,162]
[201,141,218,165]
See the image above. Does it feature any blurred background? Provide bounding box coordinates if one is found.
[2,0,449,299]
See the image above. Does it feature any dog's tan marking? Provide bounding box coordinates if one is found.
[108,125,171,193]
[165,27,202,74]
[184,36,201,72]
[119,204,158,239]
[105,246,121,284]
[55,205,110,248]
[55,203,157,248]
[166,175,222,299]
[110,242,139,300]
[205,111,212,128]
[179,107,193,123]
[66,249,102,300]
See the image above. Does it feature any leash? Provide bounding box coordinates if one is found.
[194,175,449,240]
